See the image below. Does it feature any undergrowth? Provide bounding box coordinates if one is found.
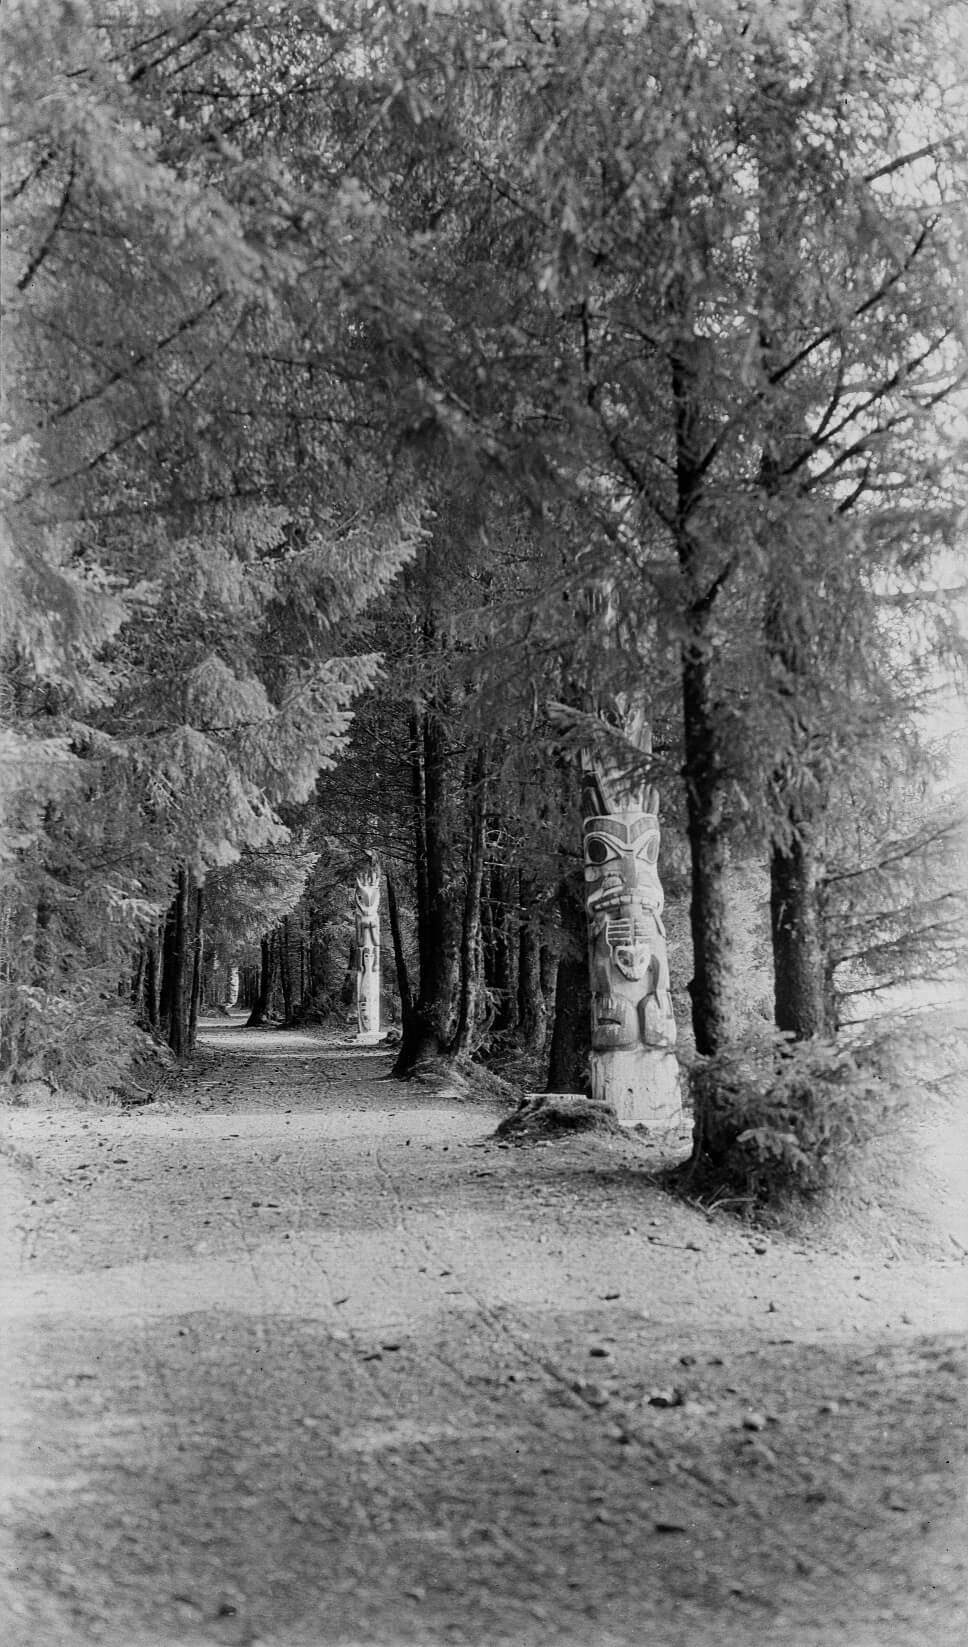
[680,1025,920,1209]
[2,989,173,1104]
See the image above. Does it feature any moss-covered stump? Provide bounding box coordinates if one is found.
[494,1092,625,1144]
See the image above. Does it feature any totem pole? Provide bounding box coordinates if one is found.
[210,957,239,1014]
[581,704,682,1129]
[354,853,382,1044]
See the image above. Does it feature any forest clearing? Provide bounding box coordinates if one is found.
[1,1014,966,1647]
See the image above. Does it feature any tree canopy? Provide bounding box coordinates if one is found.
[2,2,965,1153]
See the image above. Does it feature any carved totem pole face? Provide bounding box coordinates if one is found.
[354,872,381,947]
[582,806,675,1053]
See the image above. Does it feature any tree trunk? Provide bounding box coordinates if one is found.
[488,861,518,1035]
[239,963,258,1011]
[681,646,735,1057]
[142,935,160,1030]
[540,940,559,1007]
[755,109,834,1043]
[130,949,146,1013]
[517,872,548,1054]
[450,748,488,1056]
[771,832,834,1038]
[672,336,735,1061]
[158,893,178,1034]
[763,557,833,1039]
[279,917,294,1025]
[394,706,460,1075]
[167,866,191,1058]
[386,864,416,1044]
[306,909,318,1001]
[481,865,498,997]
[421,708,461,1037]
[246,933,275,1028]
[200,943,217,1016]
[545,871,591,1094]
[762,534,834,1040]
[187,886,204,1051]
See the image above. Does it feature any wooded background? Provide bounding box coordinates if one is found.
[3,0,966,1183]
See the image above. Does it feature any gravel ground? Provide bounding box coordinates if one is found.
[1,1017,966,1647]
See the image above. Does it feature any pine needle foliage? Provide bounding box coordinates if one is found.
[685,1027,912,1207]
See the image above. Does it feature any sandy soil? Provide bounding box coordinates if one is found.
[1,1017,966,1647]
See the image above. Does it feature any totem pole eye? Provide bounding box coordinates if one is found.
[637,835,660,864]
[585,836,616,866]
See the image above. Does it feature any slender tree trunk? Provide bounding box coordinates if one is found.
[771,830,834,1037]
[394,706,460,1075]
[188,887,204,1051]
[279,917,294,1025]
[422,708,461,1037]
[158,893,178,1034]
[672,338,735,1060]
[142,936,160,1030]
[450,748,488,1056]
[545,871,591,1094]
[755,101,834,1042]
[246,933,275,1028]
[239,964,257,1011]
[168,866,191,1058]
[130,948,146,1012]
[481,864,498,996]
[31,809,55,990]
[307,910,319,1000]
[0,904,17,1073]
[517,872,548,1054]
[760,493,833,1040]
[762,540,833,1040]
[540,940,559,1007]
[680,644,734,1056]
[386,865,416,1043]
[488,861,518,1035]
[411,704,431,979]
[200,943,217,1015]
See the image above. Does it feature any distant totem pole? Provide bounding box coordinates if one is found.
[581,703,682,1129]
[210,957,239,1014]
[354,853,381,1044]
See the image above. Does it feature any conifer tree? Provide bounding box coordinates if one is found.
[1,1,431,1075]
[352,0,968,1069]
[5,0,965,1121]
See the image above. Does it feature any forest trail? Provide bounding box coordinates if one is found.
[1,1019,966,1647]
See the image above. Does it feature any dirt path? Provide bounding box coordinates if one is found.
[1,1019,966,1647]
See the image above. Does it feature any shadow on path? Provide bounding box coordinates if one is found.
[1,1023,965,1647]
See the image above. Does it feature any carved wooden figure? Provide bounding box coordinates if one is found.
[581,725,682,1128]
[354,854,381,1043]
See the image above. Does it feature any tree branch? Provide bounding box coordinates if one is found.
[785,332,952,479]
[864,140,950,185]
[16,155,76,293]
[43,292,226,428]
[768,218,939,389]
[690,218,939,488]
[824,814,967,885]
[127,0,243,85]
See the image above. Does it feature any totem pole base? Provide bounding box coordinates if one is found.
[355,1030,382,1046]
[590,1049,682,1131]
